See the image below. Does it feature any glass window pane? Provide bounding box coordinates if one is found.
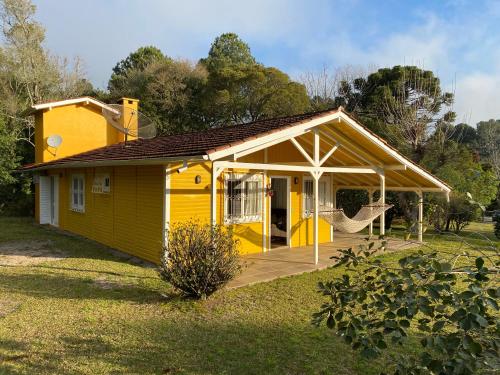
[304,180,313,213]
[227,180,242,219]
[244,181,259,216]
[319,181,327,206]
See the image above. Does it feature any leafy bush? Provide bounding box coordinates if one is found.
[159,220,241,299]
[313,238,499,374]
[447,196,478,233]
[494,214,500,239]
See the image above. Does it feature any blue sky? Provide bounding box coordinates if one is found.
[33,0,500,125]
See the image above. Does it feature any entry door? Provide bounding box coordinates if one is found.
[270,177,290,247]
[39,175,59,226]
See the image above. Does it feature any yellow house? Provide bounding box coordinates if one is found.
[24,97,451,264]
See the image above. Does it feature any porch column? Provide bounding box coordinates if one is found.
[262,149,268,252]
[312,128,320,265]
[417,190,423,242]
[331,181,336,242]
[313,172,319,264]
[378,171,386,236]
[211,163,222,226]
[368,189,374,237]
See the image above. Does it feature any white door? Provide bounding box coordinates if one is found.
[50,175,59,226]
[39,175,59,226]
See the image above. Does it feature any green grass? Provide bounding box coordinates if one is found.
[0,217,497,375]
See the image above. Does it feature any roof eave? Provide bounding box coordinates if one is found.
[21,154,209,172]
[31,97,114,112]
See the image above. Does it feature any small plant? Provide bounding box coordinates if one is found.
[159,220,241,299]
[313,237,500,374]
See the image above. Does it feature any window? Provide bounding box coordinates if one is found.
[71,174,85,212]
[225,173,263,223]
[303,177,330,217]
[92,173,111,194]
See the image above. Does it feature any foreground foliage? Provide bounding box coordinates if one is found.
[159,221,241,298]
[314,236,499,374]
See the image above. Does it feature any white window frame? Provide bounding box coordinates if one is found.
[224,173,263,224]
[302,175,331,218]
[92,173,111,194]
[70,174,85,212]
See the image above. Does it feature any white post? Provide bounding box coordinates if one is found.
[330,177,336,242]
[313,128,320,264]
[313,128,320,166]
[379,171,386,236]
[211,163,219,226]
[313,172,319,264]
[417,190,423,242]
[262,149,268,252]
[368,189,374,237]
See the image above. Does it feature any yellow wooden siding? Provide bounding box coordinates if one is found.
[44,140,334,262]
[136,166,164,262]
[167,141,333,256]
[35,104,127,164]
[51,165,163,264]
[169,162,211,223]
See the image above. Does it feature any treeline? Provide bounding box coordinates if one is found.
[0,0,498,221]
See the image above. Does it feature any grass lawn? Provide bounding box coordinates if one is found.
[0,218,498,374]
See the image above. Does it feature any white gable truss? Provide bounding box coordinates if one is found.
[206,109,451,194]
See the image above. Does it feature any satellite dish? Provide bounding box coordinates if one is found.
[102,104,157,141]
[47,134,63,148]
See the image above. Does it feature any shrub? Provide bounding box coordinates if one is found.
[447,196,477,233]
[159,220,241,299]
[313,238,500,374]
[494,214,500,239]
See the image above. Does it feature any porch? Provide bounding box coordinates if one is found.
[227,232,418,289]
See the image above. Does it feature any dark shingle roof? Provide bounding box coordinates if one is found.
[22,108,339,170]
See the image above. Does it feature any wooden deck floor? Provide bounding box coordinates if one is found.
[227,233,418,289]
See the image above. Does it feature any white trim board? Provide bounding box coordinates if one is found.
[32,97,115,112]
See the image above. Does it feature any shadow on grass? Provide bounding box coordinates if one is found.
[0,263,158,281]
[0,271,167,303]
[0,319,385,375]
[0,217,158,273]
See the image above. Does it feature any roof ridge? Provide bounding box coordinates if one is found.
[155,107,340,140]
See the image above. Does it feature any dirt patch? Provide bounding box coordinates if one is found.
[0,299,21,318]
[0,240,66,266]
[93,278,128,290]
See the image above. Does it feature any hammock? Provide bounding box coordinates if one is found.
[316,199,393,234]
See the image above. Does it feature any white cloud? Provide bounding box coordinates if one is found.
[293,8,500,124]
[32,0,500,123]
[454,71,500,125]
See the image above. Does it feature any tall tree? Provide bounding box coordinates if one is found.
[450,123,478,148]
[334,66,455,161]
[108,46,169,93]
[0,0,90,146]
[108,48,208,134]
[0,0,90,214]
[200,33,255,73]
[198,33,310,126]
[299,65,371,111]
[476,119,500,179]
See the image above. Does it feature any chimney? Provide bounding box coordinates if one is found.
[117,98,139,142]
